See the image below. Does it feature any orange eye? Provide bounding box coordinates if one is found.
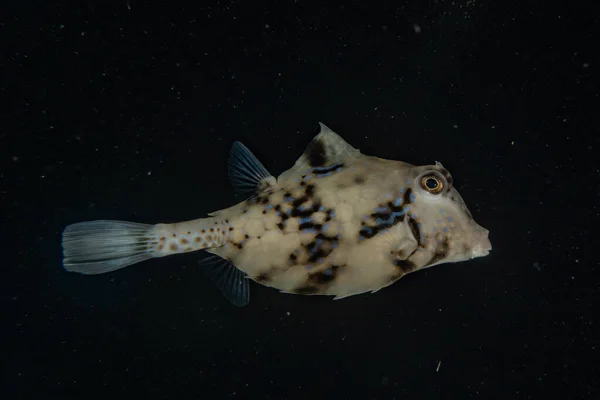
[421,175,443,194]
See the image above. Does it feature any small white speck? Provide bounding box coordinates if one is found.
[286,311,290,316]
[583,62,589,68]
[265,24,270,29]
[413,24,421,33]
[511,141,515,145]
[436,361,441,372]
[147,171,152,176]
[12,156,18,161]
[453,124,458,128]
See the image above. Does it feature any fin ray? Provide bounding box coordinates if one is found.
[228,141,273,197]
[62,220,155,274]
[199,255,250,307]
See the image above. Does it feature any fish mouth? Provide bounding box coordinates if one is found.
[471,229,492,258]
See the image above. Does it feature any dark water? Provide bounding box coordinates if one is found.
[2,1,597,398]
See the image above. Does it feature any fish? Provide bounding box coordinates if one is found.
[61,123,491,307]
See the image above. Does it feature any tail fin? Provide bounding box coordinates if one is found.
[62,220,157,274]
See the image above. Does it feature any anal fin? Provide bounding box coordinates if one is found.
[198,255,250,307]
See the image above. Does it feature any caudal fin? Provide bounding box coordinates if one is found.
[62,220,157,274]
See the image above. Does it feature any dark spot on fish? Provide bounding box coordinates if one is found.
[407,217,421,247]
[291,202,321,218]
[229,227,234,231]
[195,237,201,243]
[201,230,205,233]
[393,259,417,273]
[244,234,249,239]
[325,209,334,221]
[427,252,445,266]
[169,243,178,251]
[235,242,243,249]
[292,195,309,208]
[305,184,316,197]
[312,163,344,177]
[284,192,292,198]
[354,175,365,184]
[289,253,297,262]
[403,188,414,204]
[255,272,270,283]
[210,228,214,232]
[299,222,322,231]
[307,246,328,263]
[304,138,327,167]
[426,234,450,267]
[294,285,319,295]
[214,221,218,225]
[274,204,281,211]
[308,265,341,284]
[180,238,189,245]
[277,222,285,230]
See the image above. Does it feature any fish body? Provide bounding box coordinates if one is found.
[62,123,491,306]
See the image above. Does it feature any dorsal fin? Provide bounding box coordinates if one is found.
[279,123,361,182]
[228,141,276,197]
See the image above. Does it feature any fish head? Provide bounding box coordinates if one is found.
[405,162,491,267]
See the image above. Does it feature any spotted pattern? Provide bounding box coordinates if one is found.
[153,220,230,255]
[233,167,350,293]
[358,188,416,241]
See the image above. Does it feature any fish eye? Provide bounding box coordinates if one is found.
[420,174,444,194]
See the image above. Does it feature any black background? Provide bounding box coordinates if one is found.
[2,0,598,398]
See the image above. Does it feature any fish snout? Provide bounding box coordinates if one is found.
[471,228,492,258]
